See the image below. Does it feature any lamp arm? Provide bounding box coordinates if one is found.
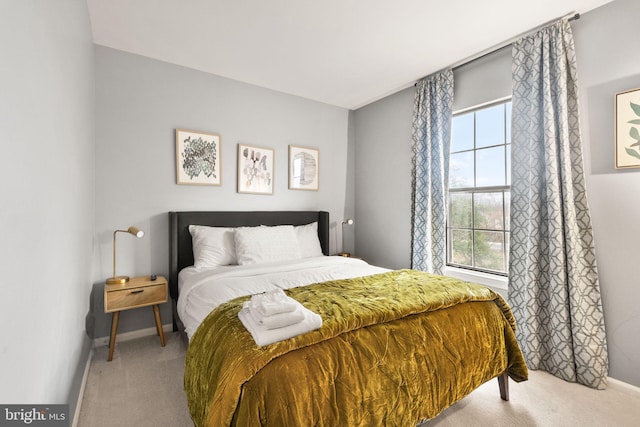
[113,230,120,280]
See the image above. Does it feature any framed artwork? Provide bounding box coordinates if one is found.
[175,129,221,185]
[237,143,274,194]
[288,145,319,191]
[615,87,640,169]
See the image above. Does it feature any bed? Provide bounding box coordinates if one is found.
[169,210,528,426]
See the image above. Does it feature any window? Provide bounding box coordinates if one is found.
[447,100,511,275]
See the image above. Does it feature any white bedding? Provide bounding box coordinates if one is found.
[178,256,388,338]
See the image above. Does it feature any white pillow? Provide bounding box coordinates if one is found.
[295,222,324,258]
[189,225,237,269]
[234,225,301,265]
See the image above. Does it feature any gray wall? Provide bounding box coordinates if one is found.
[90,46,350,338]
[573,0,640,389]
[353,0,640,387]
[354,87,414,269]
[0,0,95,415]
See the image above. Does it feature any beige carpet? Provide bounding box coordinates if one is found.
[78,332,640,426]
[78,332,192,427]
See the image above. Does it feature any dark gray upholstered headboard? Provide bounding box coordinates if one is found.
[168,211,330,301]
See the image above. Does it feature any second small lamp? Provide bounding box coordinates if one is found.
[339,219,354,257]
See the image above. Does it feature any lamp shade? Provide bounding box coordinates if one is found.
[127,226,144,238]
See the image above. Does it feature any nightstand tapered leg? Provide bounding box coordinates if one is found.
[108,311,120,361]
[153,304,166,347]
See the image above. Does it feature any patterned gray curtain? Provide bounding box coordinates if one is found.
[411,69,454,274]
[509,20,608,389]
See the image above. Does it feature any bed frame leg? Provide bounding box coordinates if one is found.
[498,371,509,401]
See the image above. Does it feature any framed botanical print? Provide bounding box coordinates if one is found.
[615,87,640,169]
[237,143,274,194]
[288,145,319,191]
[175,129,221,185]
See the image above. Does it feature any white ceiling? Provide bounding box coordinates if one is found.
[87,0,613,109]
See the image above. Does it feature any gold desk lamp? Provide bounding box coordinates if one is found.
[106,226,145,285]
[339,219,354,257]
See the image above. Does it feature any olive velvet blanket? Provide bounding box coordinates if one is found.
[184,269,528,426]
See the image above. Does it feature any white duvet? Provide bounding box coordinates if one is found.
[178,256,388,339]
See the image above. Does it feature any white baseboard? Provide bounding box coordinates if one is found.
[93,323,173,348]
[72,347,94,427]
[608,376,640,398]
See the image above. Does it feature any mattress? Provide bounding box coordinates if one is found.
[178,255,388,338]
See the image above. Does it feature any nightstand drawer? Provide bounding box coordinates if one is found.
[105,283,167,312]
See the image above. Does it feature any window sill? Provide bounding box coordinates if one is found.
[444,266,508,292]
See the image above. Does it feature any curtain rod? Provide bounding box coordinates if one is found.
[450,12,580,70]
[415,12,580,85]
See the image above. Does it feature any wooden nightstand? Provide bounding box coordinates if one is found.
[104,275,168,361]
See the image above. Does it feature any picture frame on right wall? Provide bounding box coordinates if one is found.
[288,145,319,190]
[615,87,640,169]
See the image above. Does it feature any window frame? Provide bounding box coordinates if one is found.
[446,97,511,277]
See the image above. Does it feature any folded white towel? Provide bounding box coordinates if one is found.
[239,302,322,347]
[248,302,306,329]
[251,289,298,317]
